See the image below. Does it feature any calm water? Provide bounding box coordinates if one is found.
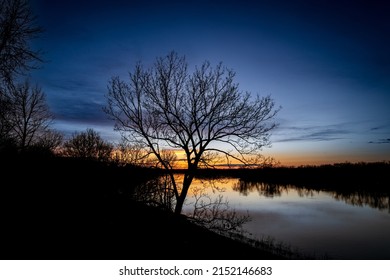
[181,177,390,259]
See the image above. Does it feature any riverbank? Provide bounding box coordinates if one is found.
[0,156,283,260]
[5,156,386,260]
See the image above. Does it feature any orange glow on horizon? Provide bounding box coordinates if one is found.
[263,151,389,167]
[172,149,376,169]
[112,147,388,169]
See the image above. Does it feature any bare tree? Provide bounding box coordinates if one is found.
[1,82,61,154]
[1,0,44,150]
[63,128,113,161]
[34,128,63,152]
[105,51,280,214]
[0,0,43,85]
[5,81,53,150]
[112,136,150,166]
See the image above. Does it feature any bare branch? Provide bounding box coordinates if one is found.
[0,0,43,84]
[62,128,113,161]
[105,51,280,214]
[4,80,53,150]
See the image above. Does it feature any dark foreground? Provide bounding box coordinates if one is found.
[1,156,281,260]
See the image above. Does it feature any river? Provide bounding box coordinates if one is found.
[179,176,390,259]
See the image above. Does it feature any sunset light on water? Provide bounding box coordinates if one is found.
[182,176,390,259]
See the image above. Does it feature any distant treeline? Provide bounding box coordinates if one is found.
[181,162,390,194]
[3,153,388,194]
[2,152,389,199]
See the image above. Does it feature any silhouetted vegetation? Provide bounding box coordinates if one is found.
[105,51,280,214]
[0,153,284,260]
[111,137,150,166]
[2,144,388,260]
[188,161,390,194]
[1,0,59,155]
[62,128,113,161]
[1,81,56,151]
[241,162,390,195]
[10,82,50,148]
[179,161,390,214]
[0,0,43,84]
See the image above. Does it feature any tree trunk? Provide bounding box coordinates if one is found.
[174,191,187,215]
[174,171,194,215]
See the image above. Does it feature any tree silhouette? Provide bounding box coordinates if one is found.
[0,0,43,85]
[63,128,113,161]
[112,136,150,166]
[32,128,63,154]
[1,0,45,152]
[105,51,280,214]
[4,81,54,151]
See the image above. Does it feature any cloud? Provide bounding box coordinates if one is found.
[368,138,390,144]
[53,120,119,142]
[273,124,351,143]
[370,124,390,131]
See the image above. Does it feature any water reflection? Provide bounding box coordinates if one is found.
[232,181,285,197]
[233,180,390,213]
[227,178,390,259]
[332,191,390,212]
[146,175,390,259]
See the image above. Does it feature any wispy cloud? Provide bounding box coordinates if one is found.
[370,124,390,131]
[53,120,119,142]
[273,123,352,143]
[368,138,390,144]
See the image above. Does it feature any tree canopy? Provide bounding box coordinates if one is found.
[105,51,280,213]
[63,128,113,161]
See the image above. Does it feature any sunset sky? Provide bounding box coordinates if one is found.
[29,0,390,166]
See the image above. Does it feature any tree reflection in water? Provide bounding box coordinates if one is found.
[332,191,389,212]
[232,180,390,213]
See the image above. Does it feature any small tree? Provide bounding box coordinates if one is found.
[105,51,280,214]
[112,136,150,166]
[33,129,63,153]
[5,81,54,151]
[63,128,113,161]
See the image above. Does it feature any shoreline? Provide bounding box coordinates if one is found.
[2,155,387,260]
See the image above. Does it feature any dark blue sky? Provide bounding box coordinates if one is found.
[29,0,390,165]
